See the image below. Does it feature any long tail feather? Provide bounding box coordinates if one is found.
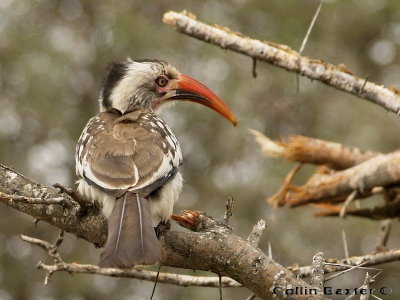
[114,193,127,260]
[136,194,145,259]
[100,193,161,268]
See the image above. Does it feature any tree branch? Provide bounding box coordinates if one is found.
[163,11,400,114]
[315,199,400,220]
[273,151,400,207]
[249,130,379,170]
[249,131,400,219]
[311,252,325,293]
[0,163,324,300]
[0,163,106,247]
[247,219,266,246]
[21,233,241,288]
[289,248,400,277]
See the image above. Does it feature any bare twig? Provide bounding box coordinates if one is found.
[252,58,257,78]
[297,1,323,93]
[21,231,65,285]
[219,275,223,300]
[38,261,242,287]
[224,197,234,224]
[21,233,241,288]
[299,1,323,54]
[163,11,400,114]
[376,219,392,251]
[268,241,272,259]
[311,252,325,293]
[342,230,350,264]
[247,219,266,246]
[325,261,370,283]
[150,265,161,300]
[268,164,302,206]
[324,263,380,273]
[344,272,376,300]
[249,130,378,170]
[360,273,374,300]
[340,191,358,218]
[0,191,73,208]
[316,199,400,220]
[289,248,399,277]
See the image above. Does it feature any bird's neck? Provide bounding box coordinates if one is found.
[104,105,156,117]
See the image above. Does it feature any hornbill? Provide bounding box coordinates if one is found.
[75,58,237,268]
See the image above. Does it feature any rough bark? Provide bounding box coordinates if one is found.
[0,164,106,246]
[163,11,400,115]
[0,163,324,300]
[275,152,400,207]
[278,135,378,170]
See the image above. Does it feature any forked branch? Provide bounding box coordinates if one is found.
[0,163,323,300]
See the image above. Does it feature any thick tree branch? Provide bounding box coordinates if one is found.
[254,147,400,209]
[288,151,400,207]
[0,164,106,247]
[0,163,324,300]
[249,131,400,219]
[165,211,326,299]
[163,11,400,114]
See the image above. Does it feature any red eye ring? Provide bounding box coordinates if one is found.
[155,75,169,87]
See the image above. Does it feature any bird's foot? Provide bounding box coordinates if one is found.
[53,183,88,208]
[155,220,171,238]
[171,210,201,231]
[53,183,91,218]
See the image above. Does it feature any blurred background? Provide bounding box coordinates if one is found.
[0,0,399,299]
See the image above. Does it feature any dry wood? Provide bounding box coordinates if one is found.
[315,199,400,219]
[267,164,302,207]
[247,219,266,246]
[250,130,399,213]
[310,252,325,293]
[285,151,400,207]
[22,233,241,288]
[250,130,379,170]
[163,11,400,115]
[0,163,324,300]
[289,248,400,277]
[376,220,392,251]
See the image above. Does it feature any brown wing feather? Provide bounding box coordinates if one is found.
[79,110,176,194]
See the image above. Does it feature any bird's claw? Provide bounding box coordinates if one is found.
[53,183,88,210]
[155,220,171,238]
[171,210,201,230]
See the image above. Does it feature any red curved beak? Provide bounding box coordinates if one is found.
[163,74,238,126]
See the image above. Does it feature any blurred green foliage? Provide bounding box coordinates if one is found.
[0,0,399,299]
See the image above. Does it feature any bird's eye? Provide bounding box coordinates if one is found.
[155,75,169,87]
